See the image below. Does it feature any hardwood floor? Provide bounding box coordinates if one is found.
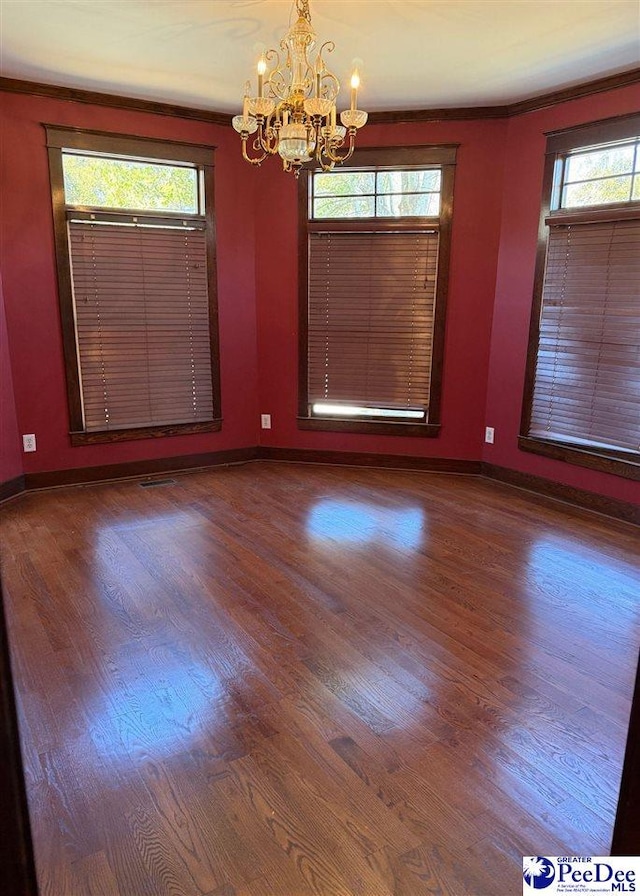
[1,462,638,896]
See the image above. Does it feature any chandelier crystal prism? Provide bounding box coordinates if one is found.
[232,0,368,177]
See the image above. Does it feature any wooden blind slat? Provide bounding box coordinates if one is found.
[308,231,438,410]
[69,221,214,432]
[529,219,640,453]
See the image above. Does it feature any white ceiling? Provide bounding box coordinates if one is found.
[1,0,639,113]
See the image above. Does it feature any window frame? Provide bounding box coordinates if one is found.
[519,112,640,481]
[45,125,221,445]
[297,145,457,436]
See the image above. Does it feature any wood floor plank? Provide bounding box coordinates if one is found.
[1,462,638,895]
[211,767,326,895]
[137,757,229,894]
[392,840,495,896]
[70,852,120,896]
[229,746,392,895]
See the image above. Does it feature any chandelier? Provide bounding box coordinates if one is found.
[232,0,368,176]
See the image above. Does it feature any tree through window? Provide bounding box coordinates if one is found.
[46,127,221,445]
[520,114,640,480]
[298,146,457,436]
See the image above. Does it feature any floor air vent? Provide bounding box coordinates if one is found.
[139,478,177,488]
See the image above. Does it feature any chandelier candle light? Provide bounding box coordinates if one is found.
[232,0,368,176]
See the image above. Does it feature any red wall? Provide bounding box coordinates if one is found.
[0,268,22,483]
[256,119,508,460]
[484,84,640,505]
[0,83,638,506]
[0,92,259,475]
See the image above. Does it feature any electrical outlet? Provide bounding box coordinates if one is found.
[261,414,272,429]
[485,426,494,444]
[22,433,37,452]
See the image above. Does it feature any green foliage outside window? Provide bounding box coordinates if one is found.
[62,153,199,214]
[561,140,640,208]
[312,168,441,219]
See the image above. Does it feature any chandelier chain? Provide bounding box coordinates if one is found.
[296,0,311,21]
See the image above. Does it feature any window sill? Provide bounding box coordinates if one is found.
[518,436,640,481]
[70,420,222,446]
[297,417,440,437]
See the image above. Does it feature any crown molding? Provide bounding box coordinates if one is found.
[506,67,640,117]
[367,105,509,124]
[1,67,639,129]
[368,68,640,124]
[0,76,231,126]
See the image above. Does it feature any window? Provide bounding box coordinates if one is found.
[520,114,640,479]
[298,146,456,435]
[46,127,221,445]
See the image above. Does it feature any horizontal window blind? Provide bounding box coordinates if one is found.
[69,221,214,432]
[530,218,640,453]
[308,231,438,413]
